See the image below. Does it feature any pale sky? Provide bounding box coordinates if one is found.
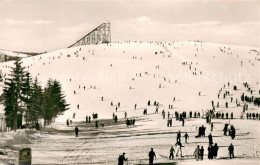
[0,0,259,52]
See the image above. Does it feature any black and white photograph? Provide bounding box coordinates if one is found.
[0,0,259,164]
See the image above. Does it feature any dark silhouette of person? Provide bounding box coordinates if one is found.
[184,132,189,143]
[149,148,156,164]
[213,143,219,158]
[169,146,175,160]
[208,133,213,145]
[75,126,79,137]
[177,130,181,143]
[200,146,204,160]
[66,119,69,127]
[118,152,127,165]
[228,143,234,159]
[208,145,213,160]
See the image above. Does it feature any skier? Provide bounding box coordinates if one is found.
[175,141,183,157]
[148,148,156,164]
[77,104,79,110]
[75,126,79,137]
[118,153,128,165]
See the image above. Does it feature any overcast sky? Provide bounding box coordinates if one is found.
[0,0,259,52]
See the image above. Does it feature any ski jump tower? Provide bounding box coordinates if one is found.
[68,22,111,48]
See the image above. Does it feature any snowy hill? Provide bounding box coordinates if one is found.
[0,41,259,122]
[0,41,259,164]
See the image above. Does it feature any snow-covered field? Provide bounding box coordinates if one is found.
[0,41,259,164]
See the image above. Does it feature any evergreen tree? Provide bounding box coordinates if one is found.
[42,79,69,126]
[21,72,33,126]
[42,79,54,127]
[51,80,69,117]
[4,60,26,131]
[3,80,16,129]
[30,77,44,125]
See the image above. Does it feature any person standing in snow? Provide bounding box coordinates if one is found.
[208,133,213,145]
[200,146,204,160]
[177,130,181,143]
[193,145,200,161]
[66,119,69,127]
[211,123,214,131]
[169,146,175,160]
[228,143,234,159]
[75,126,79,137]
[148,148,156,164]
[184,132,189,143]
[86,116,88,123]
[208,145,213,160]
[213,143,219,158]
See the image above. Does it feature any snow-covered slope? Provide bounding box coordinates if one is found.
[0,41,259,122]
[0,41,259,164]
[0,50,29,58]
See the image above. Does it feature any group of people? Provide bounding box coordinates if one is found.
[118,142,234,164]
[125,118,135,126]
[223,123,236,139]
[196,125,206,138]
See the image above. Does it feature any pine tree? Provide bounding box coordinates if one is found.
[4,60,26,131]
[3,80,16,129]
[30,77,44,125]
[42,79,69,127]
[51,80,69,117]
[42,79,54,127]
[21,72,33,126]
